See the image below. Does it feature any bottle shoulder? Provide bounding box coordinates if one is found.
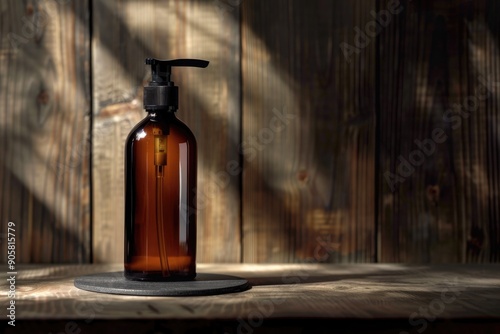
[125,116,149,143]
[129,116,149,132]
[173,116,197,140]
[126,114,196,145]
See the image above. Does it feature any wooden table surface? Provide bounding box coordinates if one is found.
[3,264,500,333]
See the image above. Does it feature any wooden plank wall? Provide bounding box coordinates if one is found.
[241,0,376,262]
[379,0,500,263]
[0,0,91,262]
[1,0,498,264]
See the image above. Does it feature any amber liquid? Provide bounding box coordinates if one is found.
[124,112,197,281]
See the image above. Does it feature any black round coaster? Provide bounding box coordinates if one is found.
[74,272,250,296]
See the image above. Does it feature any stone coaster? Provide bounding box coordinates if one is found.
[74,272,250,296]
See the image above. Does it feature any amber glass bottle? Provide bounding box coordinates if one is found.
[124,58,208,281]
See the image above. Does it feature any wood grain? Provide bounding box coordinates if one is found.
[241,0,376,262]
[0,0,91,262]
[91,0,241,263]
[378,0,500,262]
[7,263,500,322]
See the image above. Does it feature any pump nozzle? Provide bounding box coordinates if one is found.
[144,58,209,112]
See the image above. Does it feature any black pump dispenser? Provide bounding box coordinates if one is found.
[144,58,209,112]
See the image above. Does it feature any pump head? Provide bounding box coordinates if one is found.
[144,58,209,112]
